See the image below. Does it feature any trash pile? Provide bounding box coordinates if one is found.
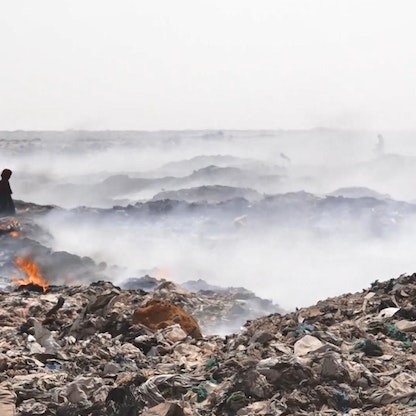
[1,274,416,415]
[121,276,281,335]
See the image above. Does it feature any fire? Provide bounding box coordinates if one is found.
[12,257,49,293]
[154,267,172,280]
[9,231,19,238]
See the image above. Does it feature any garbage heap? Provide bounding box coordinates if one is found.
[2,275,416,415]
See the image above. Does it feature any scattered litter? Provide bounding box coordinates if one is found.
[1,273,416,414]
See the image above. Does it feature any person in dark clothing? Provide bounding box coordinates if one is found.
[0,169,16,216]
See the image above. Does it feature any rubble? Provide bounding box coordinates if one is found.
[1,273,416,414]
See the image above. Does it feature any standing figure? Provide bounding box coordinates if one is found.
[374,134,385,156]
[0,169,16,216]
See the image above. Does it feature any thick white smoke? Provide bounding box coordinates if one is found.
[3,129,416,309]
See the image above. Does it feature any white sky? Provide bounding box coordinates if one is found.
[0,0,415,130]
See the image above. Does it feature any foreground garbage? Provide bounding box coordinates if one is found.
[2,276,416,415]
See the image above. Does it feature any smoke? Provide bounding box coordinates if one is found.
[3,129,416,310]
[36,204,416,310]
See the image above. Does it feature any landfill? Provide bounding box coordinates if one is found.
[3,207,416,415]
[1,257,416,415]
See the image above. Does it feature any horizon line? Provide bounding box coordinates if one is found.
[0,127,412,133]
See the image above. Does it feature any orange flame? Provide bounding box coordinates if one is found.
[153,267,172,280]
[9,231,19,238]
[12,257,49,292]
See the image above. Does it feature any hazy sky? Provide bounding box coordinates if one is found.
[1,0,415,130]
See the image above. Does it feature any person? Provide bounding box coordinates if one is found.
[0,168,16,216]
[374,134,385,156]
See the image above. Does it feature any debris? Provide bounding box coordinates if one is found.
[0,384,16,416]
[354,338,383,356]
[378,307,400,319]
[141,402,184,416]
[293,334,324,356]
[2,273,416,414]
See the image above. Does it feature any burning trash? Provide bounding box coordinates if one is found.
[12,256,49,293]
